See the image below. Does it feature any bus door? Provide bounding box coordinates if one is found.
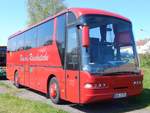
[65,26,80,103]
[24,28,37,88]
[28,49,37,89]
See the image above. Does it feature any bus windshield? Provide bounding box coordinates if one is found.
[80,15,139,75]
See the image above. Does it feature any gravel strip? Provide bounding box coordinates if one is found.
[0,87,7,94]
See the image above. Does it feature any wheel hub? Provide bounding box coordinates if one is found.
[50,83,57,98]
[15,76,18,85]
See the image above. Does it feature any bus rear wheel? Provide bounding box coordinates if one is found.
[14,71,20,88]
[48,77,61,104]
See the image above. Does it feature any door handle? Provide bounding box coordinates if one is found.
[75,76,78,79]
[67,74,69,78]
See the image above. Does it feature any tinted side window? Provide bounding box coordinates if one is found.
[16,34,24,51]
[8,34,24,52]
[37,20,54,47]
[8,38,16,52]
[56,14,66,65]
[25,28,37,50]
[68,12,76,25]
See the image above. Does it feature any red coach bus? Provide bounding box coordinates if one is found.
[7,8,143,104]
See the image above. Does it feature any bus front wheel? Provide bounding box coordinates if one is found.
[48,77,61,104]
[14,71,20,88]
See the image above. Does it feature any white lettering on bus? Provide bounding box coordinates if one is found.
[29,53,48,61]
[20,55,28,61]
[20,53,48,62]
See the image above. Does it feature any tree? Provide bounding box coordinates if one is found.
[27,0,66,25]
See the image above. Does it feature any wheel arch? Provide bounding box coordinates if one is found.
[47,74,56,95]
[14,70,18,80]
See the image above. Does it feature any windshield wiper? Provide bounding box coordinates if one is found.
[101,71,139,76]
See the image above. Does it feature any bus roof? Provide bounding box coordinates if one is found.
[8,8,130,39]
[70,8,130,21]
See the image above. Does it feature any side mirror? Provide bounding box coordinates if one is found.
[82,26,89,47]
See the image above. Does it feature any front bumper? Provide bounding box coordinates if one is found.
[80,74,143,104]
[80,86,143,104]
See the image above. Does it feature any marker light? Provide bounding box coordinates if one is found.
[133,80,142,85]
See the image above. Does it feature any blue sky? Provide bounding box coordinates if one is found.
[0,0,150,46]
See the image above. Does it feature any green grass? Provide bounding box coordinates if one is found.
[0,94,67,113]
[0,82,67,113]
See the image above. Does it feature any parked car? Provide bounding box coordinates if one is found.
[0,46,6,67]
[0,67,6,79]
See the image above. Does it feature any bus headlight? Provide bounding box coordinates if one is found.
[84,83,108,89]
[84,83,93,89]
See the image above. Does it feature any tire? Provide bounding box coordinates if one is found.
[48,77,61,104]
[14,71,20,88]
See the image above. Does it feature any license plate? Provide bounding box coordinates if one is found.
[113,93,127,99]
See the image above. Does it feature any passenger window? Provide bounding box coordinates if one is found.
[9,38,16,52]
[25,28,37,50]
[56,14,66,66]
[16,34,24,51]
[37,20,54,47]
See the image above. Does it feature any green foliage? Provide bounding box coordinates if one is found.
[139,54,150,68]
[27,0,67,25]
[143,68,150,88]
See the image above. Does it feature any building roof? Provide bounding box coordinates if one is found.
[136,38,150,46]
